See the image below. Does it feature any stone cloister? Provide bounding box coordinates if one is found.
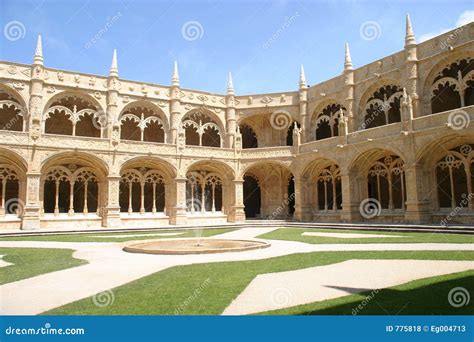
[0,16,473,230]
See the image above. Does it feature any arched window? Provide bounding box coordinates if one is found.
[119,168,166,214]
[0,90,24,132]
[119,105,165,143]
[239,124,258,148]
[363,85,403,129]
[0,165,20,216]
[312,104,345,141]
[43,165,100,215]
[314,165,342,212]
[431,58,474,114]
[367,156,406,210]
[436,144,473,209]
[44,96,103,137]
[186,171,223,213]
[182,112,222,147]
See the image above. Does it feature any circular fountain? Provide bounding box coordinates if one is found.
[123,238,270,255]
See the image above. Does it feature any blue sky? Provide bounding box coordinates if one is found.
[0,0,472,94]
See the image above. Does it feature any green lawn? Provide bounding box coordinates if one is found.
[0,247,87,284]
[44,250,474,315]
[0,228,236,243]
[257,228,474,244]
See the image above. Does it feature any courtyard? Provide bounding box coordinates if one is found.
[1,226,472,316]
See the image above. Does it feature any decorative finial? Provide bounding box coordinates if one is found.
[109,49,118,77]
[344,43,353,70]
[299,65,306,88]
[34,34,43,65]
[405,13,416,46]
[227,72,234,95]
[172,61,180,87]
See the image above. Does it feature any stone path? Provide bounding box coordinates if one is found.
[301,232,406,239]
[222,259,474,315]
[0,255,13,268]
[0,227,473,315]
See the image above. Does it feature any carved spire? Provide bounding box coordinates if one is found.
[405,13,416,46]
[172,61,180,87]
[34,34,43,65]
[109,49,118,77]
[299,65,306,89]
[344,43,353,70]
[227,72,234,95]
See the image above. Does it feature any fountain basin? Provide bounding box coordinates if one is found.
[123,238,270,255]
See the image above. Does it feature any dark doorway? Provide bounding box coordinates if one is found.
[243,175,261,218]
[288,175,295,216]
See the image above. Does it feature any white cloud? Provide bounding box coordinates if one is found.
[419,10,474,42]
[456,10,474,26]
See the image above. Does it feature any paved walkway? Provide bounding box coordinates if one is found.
[223,259,474,315]
[0,227,473,315]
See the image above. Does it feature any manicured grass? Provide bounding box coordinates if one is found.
[44,250,474,315]
[0,247,87,285]
[0,228,236,243]
[262,270,474,315]
[257,227,474,244]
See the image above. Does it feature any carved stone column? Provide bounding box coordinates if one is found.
[102,175,121,227]
[339,170,362,222]
[293,175,303,221]
[21,172,41,230]
[228,178,245,223]
[169,177,187,225]
[404,163,430,223]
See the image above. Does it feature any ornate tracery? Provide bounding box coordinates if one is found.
[436,144,473,210]
[363,85,403,129]
[430,57,474,114]
[119,167,166,214]
[186,171,223,213]
[367,155,406,210]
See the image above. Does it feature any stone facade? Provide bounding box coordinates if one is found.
[0,16,473,230]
